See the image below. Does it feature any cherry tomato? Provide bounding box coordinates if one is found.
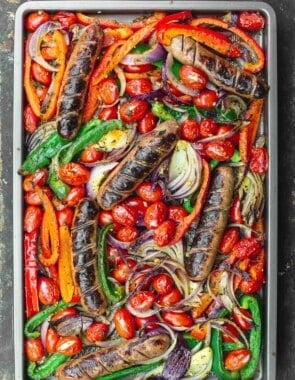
[137,111,157,134]
[134,315,159,330]
[65,186,86,207]
[112,259,137,284]
[36,85,48,103]
[24,187,52,206]
[144,201,168,230]
[112,204,137,227]
[24,104,39,134]
[125,78,153,97]
[193,89,218,109]
[31,62,52,86]
[158,288,182,307]
[25,338,45,362]
[179,65,208,90]
[98,77,119,105]
[154,219,176,246]
[98,210,120,231]
[86,322,109,342]
[46,327,60,353]
[24,206,43,233]
[124,196,148,222]
[25,11,51,32]
[56,207,74,226]
[51,307,77,321]
[229,197,243,224]
[232,307,252,331]
[237,11,265,31]
[52,11,78,28]
[162,311,193,328]
[222,323,239,343]
[129,291,156,311]
[152,273,173,295]
[59,163,90,186]
[217,124,240,146]
[129,271,151,292]
[98,105,118,120]
[114,308,136,339]
[250,147,268,174]
[56,336,82,356]
[38,277,60,305]
[123,63,154,73]
[136,182,163,203]
[168,205,189,223]
[219,228,240,254]
[80,144,104,163]
[224,349,251,371]
[23,169,48,192]
[119,99,149,122]
[199,118,218,138]
[239,276,264,294]
[205,140,235,161]
[180,119,200,142]
[116,225,139,242]
[191,323,208,340]
[107,246,127,265]
[232,237,262,259]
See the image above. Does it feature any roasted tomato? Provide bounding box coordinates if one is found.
[124,196,148,223]
[151,273,174,295]
[158,288,182,307]
[51,307,78,321]
[112,259,137,284]
[98,77,119,105]
[119,99,149,122]
[23,169,48,191]
[125,78,153,97]
[25,337,45,362]
[52,11,78,28]
[113,308,136,339]
[56,336,82,356]
[193,89,218,109]
[222,323,240,343]
[232,307,252,331]
[59,163,90,186]
[168,205,189,223]
[224,349,251,371]
[116,225,139,242]
[136,182,163,203]
[199,118,218,138]
[123,63,154,73]
[232,237,262,259]
[144,201,168,229]
[154,219,176,246]
[107,246,127,265]
[98,105,118,120]
[217,124,240,146]
[129,291,156,311]
[112,204,138,227]
[24,206,43,233]
[80,144,104,163]
[86,322,110,342]
[134,315,159,330]
[56,207,74,227]
[180,119,200,142]
[25,11,51,32]
[31,62,52,86]
[179,65,208,90]
[45,327,60,353]
[65,186,86,207]
[137,111,157,134]
[24,104,39,134]
[37,277,60,305]
[219,227,240,254]
[249,147,268,174]
[237,11,265,31]
[162,311,193,328]
[205,140,235,161]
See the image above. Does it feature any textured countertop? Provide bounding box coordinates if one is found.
[0,0,294,378]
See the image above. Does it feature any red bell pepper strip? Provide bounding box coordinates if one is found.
[155,10,192,29]
[191,17,265,73]
[169,159,211,245]
[24,231,39,318]
[157,24,242,58]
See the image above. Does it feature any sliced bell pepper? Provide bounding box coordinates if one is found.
[169,159,211,244]
[28,352,69,380]
[157,24,242,58]
[58,225,75,303]
[191,17,265,73]
[155,10,192,29]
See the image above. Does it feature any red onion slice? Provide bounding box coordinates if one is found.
[120,43,166,65]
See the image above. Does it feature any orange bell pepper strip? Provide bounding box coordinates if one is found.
[157,24,242,58]
[192,293,213,319]
[35,187,60,266]
[191,17,265,73]
[58,225,75,303]
[169,159,211,245]
[239,99,264,164]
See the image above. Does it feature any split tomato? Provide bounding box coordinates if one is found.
[162,311,193,328]
[179,65,208,90]
[56,336,82,356]
[45,327,60,353]
[31,62,52,86]
[119,99,149,122]
[193,89,218,109]
[180,119,200,142]
[125,78,153,97]
[37,277,60,305]
[158,288,182,307]
[59,163,90,186]
[144,201,168,229]
[116,226,139,242]
[153,219,176,246]
[137,111,157,134]
[219,228,240,254]
[25,337,45,362]
[129,291,156,311]
[151,273,174,295]
[224,348,251,371]
[136,182,163,203]
[97,77,119,105]
[199,118,218,138]
[250,147,268,174]
[86,322,109,342]
[114,308,136,339]
[205,140,235,161]
[112,204,137,227]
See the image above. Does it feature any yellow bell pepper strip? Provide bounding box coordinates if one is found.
[191,17,265,73]
[157,24,242,58]
[58,225,75,303]
[169,159,211,245]
[239,99,264,164]
[40,30,67,121]
[35,186,60,266]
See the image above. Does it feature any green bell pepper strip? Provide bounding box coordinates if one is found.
[222,341,245,352]
[27,352,69,380]
[210,159,220,170]
[48,154,70,199]
[183,196,194,213]
[240,295,262,380]
[60,119,124,165]
[211,308,240,379]
[24,300,67,338]
[97,224,124,303]
[230,149,241,163]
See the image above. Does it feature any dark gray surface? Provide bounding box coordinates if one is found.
[0,0,293,378]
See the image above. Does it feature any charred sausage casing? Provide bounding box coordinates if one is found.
[56,23,104,140]
[56,333,171,379]
[185,166,235,281]
[96,119,179,210]
[71,198,107,315]
[168,36,268,99]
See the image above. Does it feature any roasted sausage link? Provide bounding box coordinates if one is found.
[56,23,104,140]
[185,166,235,281]
[71,198,107,316]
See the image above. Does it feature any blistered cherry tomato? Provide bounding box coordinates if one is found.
[98,105,118,120]
[98,210,114,226]
[65,186,86,207]
[24,206,43,233]
[250,147,268,174]
[137,111,157,134]
[199,118,218,138]
[112,260,137,284]
[191,323,208,340]
[232,237,262,259]
[229,197,243,224]
[237,11,265,31]
[36,85,48,102]
[162,311,193,328]
[219,227,240,254]
[112,204,137,227]
[123,63,154,73]
[98,77,119,105]
[151,273,173,295]
[193,89,218,109]
[31,62,52,86]
[205,140,235,161]
[137,182,163,203]
[80,144,104,163]
[158,288,182,307]
[25,11,51,32]
[46,327,60,353]
[86,322,109,342]
[144,201,168,230]
[126,78,153,97]
[129,291,156,311]
[57,207,74,226]
[179,65,208,90]
[23,169,48,192]
[124,196,148,216]
[52,11,78,28]
[119,99,149,122]
[24,104,39,134]
[107,246,127,265]
[38,277,60,305]
[224,349,251,371]
[51,307,77,321]
[168,205,188,223]
[116,225,139,242]
[59,163,90,186]
[135,315,159,330]
[56,336,82,356]
[25,337,45,362]
[154,219,176,246]
[180,119,200,141]
[217,124,240,146]
[114,308,136,339]
[222,323,240,343]
[232,307,252,331]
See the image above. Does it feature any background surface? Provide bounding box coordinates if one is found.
[0,0,294,378]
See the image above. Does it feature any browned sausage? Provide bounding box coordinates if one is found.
[185,166,235,281]
[97,119,179,210]
[71,198,107,315]
[56,24,104,140]
[168,36,268,99]
[56,333,171,379]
